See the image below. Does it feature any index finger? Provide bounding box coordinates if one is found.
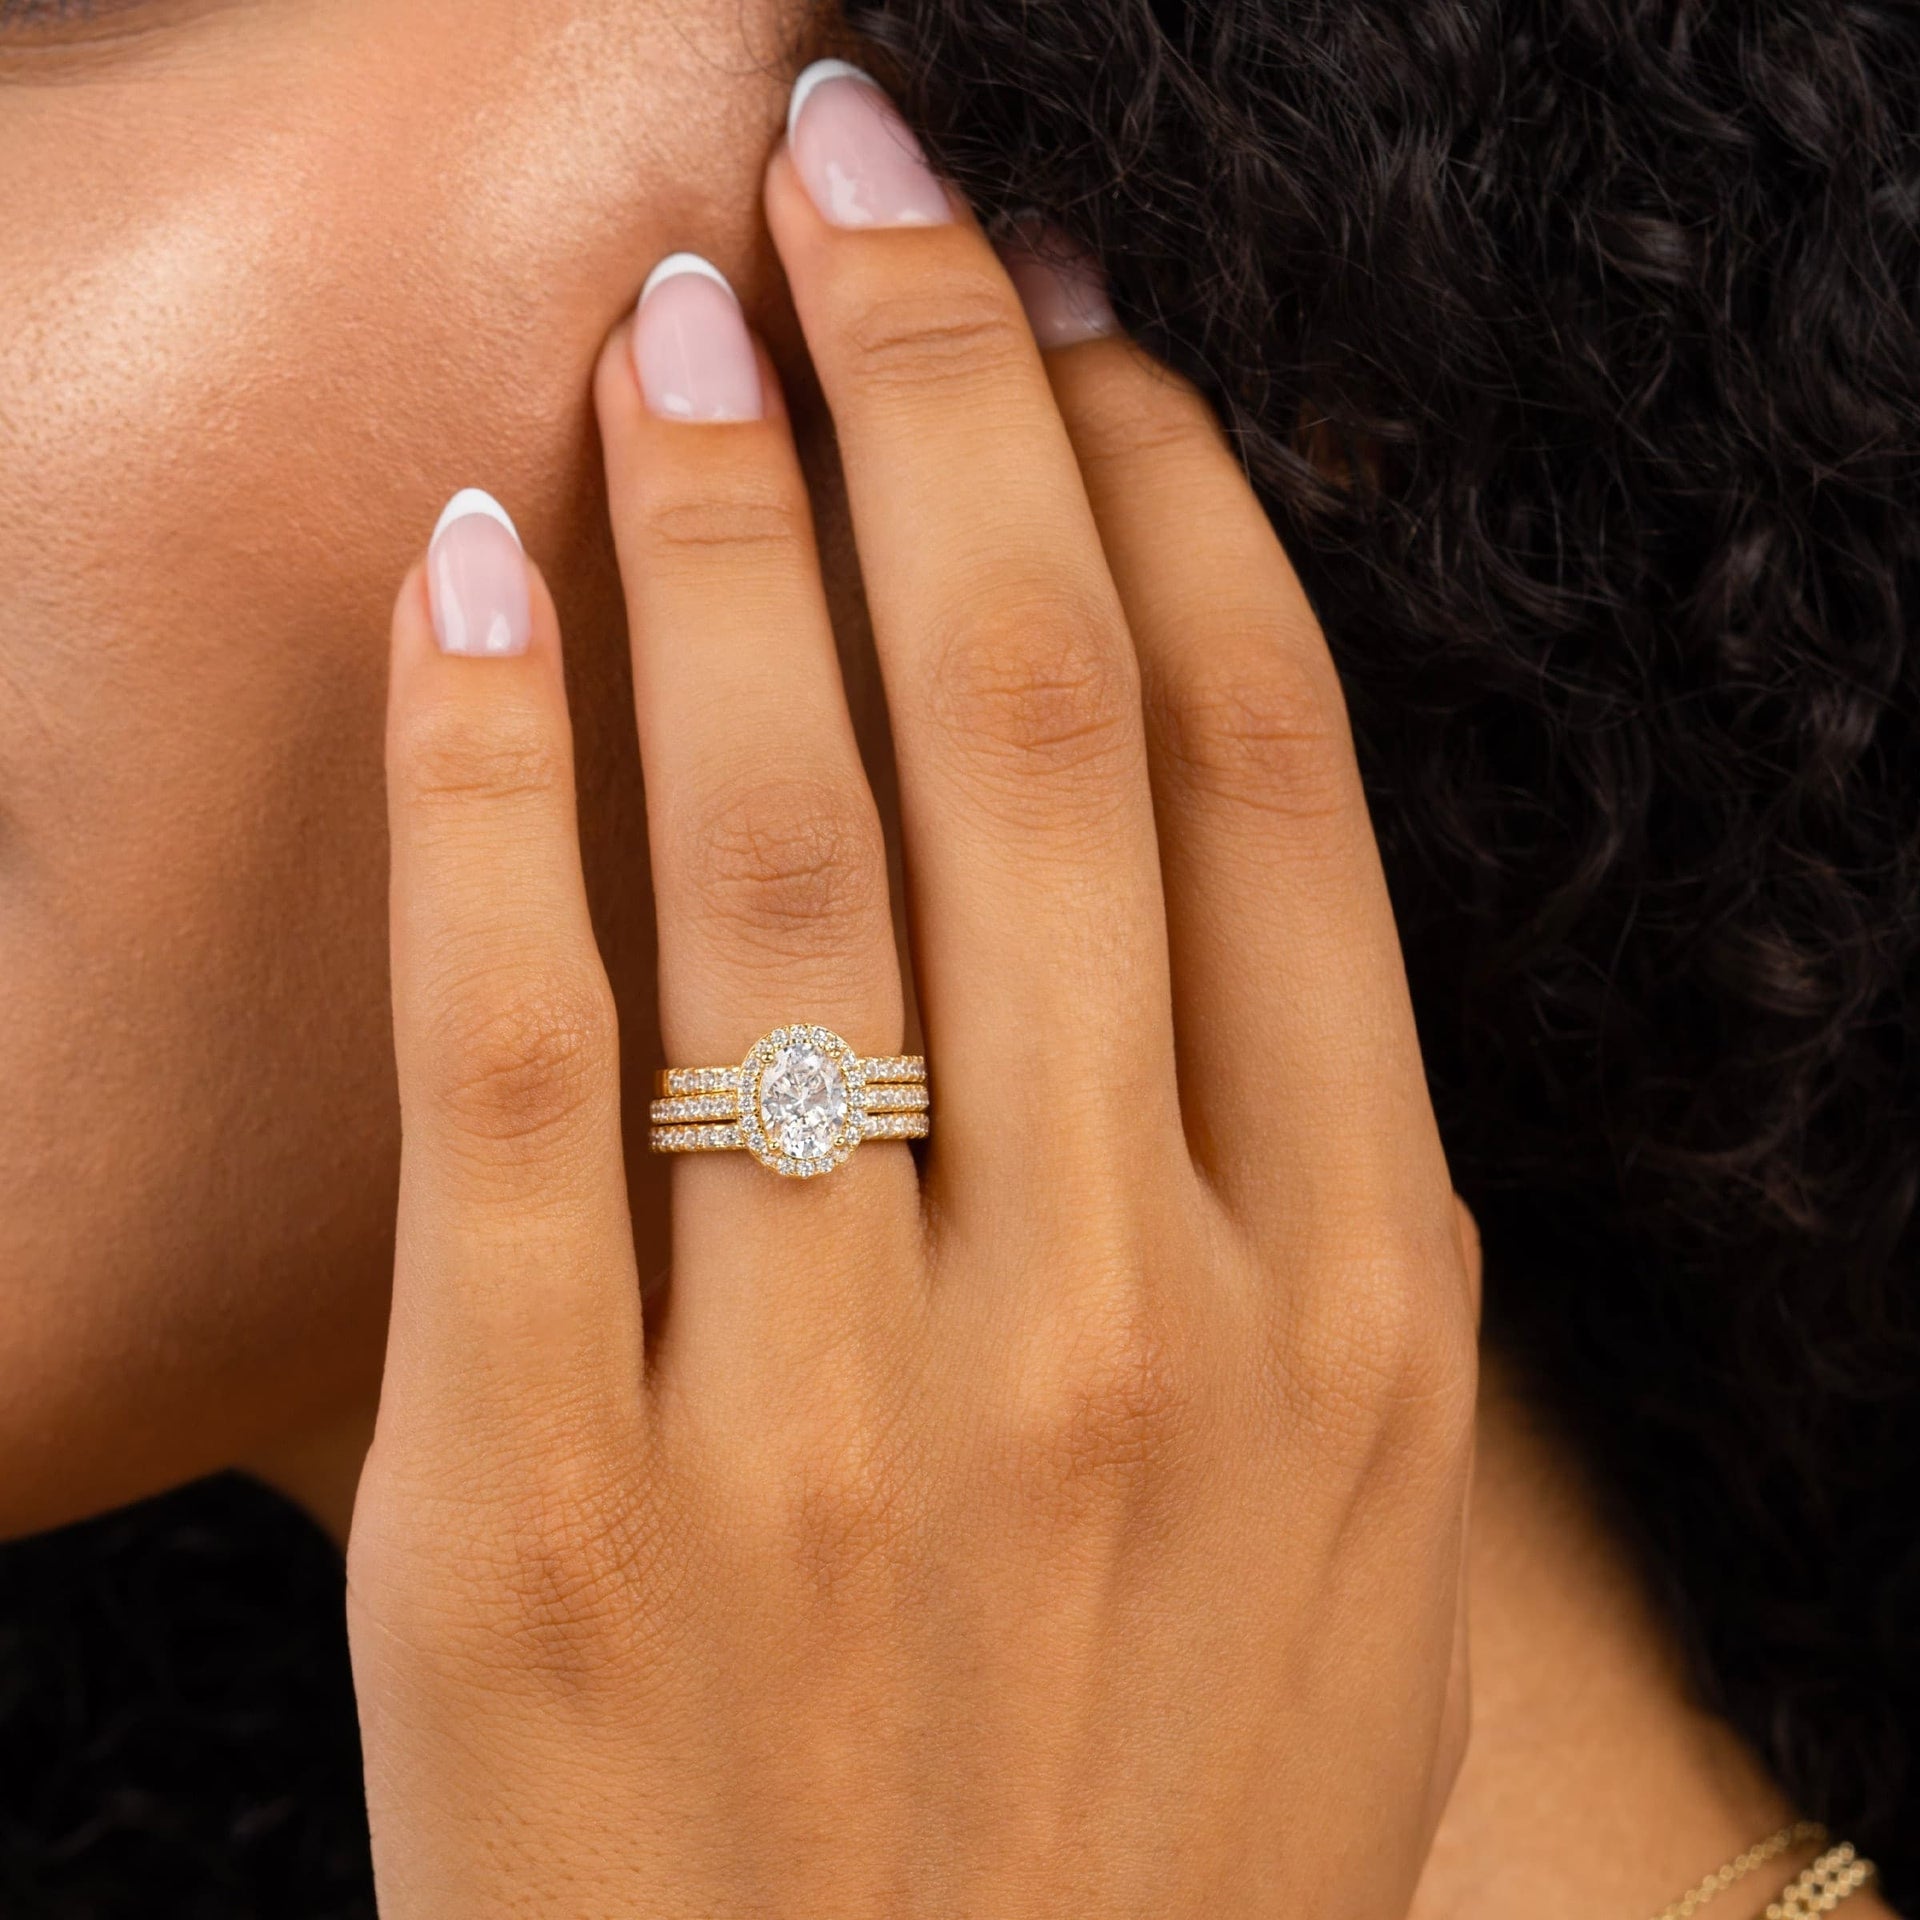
[380,492,644,1449]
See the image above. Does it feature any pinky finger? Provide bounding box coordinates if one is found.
[381,492,643,1450]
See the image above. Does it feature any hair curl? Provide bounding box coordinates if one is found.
[2,1,1915,1910]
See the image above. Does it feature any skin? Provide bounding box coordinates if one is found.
[353,83,1481,1911]
[0,0,798,1526]
[0,5,1888,1915]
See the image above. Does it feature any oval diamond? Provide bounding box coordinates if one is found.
[758,1040,848,1161]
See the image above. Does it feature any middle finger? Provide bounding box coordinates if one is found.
[595,253,920,1365]
[766,62,1180,1194]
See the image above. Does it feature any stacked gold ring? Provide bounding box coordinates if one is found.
[649,1025,928,1179]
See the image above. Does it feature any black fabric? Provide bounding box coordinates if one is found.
[0,1478,373,1919]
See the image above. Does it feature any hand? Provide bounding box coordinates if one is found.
[346,58,1479,1919]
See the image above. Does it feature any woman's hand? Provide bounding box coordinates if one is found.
[346,59,1479,1919]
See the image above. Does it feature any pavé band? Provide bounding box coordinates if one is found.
[649,1027,929,1179]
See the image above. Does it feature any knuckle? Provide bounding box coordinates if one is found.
[672,773,887,960]
[786,1445,913,1600]
[839,276,1033,399]
[348,1449,666,1693]
[1002,1283,1193,1513]
[1290,1239,1478,1457]
[1144,628,1356,825]
[923,584,1139,788]
[1068,356,1222,475]
[485,1469,661,1674]
[637,487,808,571]
[418,957,618,1150]
[393,699,567,815]
[753,1405,918,1601]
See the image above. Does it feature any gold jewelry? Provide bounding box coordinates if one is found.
[1649,1822,1827,1920]
[1646,1823,1881,1920]
[649,1026,928,1178]
[1758,1842,1877,1920]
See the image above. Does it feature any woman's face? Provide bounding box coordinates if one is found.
[0,0,816,1532]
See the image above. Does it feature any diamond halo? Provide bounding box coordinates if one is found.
[737,1025,868,1178]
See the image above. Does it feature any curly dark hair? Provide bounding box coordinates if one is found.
[847,0,1920,1883]
[3,0,1916,1911]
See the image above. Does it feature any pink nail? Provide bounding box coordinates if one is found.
[426,491,531,658]
[787,58,953,230]
[999,217,1118,350]
[632,254,764,422]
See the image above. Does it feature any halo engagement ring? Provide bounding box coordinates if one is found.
[649,1025,929,1179]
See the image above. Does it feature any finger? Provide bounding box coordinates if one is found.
[1006,229,1456,1239]
[764,63,1181,1195]
[383,492,642,1445]
[594,257,921,1362]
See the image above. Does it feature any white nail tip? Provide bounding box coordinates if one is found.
[639,252,738,308]
[787,57,880,142]
[432,488,519,548]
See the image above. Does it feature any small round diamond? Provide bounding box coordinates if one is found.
[758,1040,850,1161]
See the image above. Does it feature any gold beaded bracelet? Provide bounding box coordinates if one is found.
[1647,1822,1878,1920]
[1758,1841,1877,1920]
[1650,1822,1829,1920]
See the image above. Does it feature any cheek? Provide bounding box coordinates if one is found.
[0,0,786,1531]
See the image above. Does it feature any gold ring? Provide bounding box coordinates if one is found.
[649,1025,928,1178]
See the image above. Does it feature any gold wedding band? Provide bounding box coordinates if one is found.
[649,1025,928,1178]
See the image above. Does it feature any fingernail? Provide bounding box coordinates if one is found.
[632,253,764,422]
[998,216,1118,350]
[787,57,953,230]
[426,490,531,658]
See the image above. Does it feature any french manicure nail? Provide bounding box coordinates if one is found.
[998,216,1118,350]
[427,489,531,658]
[787,57,953,230]
[633,253,764,422]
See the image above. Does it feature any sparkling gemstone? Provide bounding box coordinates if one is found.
[758,1042,848,1160]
